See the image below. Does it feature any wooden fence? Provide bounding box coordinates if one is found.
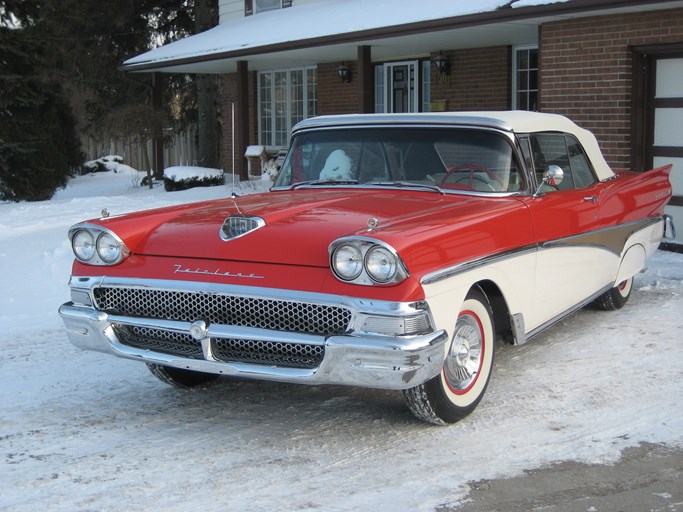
[82,126,198,172]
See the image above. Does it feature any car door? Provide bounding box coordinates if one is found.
[519,133,617,331]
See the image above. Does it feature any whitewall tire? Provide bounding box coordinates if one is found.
[404,287,495,425]
[592,276,633,311]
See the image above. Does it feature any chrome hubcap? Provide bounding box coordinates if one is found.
[444,314,483,391]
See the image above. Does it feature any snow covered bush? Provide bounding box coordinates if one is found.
[163,166,224,191]
[81,155,125,174]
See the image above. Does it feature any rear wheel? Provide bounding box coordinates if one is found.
[404,288,495,425]
[592,276,633,311]
[146,363,219,388]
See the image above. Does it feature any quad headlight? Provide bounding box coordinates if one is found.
[68,224,129,265]
[331,244,364,281]
[72,229,96,262]
[329,237,408,286]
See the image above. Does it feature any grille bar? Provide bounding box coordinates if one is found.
[114,325,203,359]
[113,324,324,369]
[211,338,323,369]
[94,286,352,336]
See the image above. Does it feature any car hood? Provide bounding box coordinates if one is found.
[95,188,525,270]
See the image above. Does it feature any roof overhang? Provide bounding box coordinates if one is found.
[120,0,683,74]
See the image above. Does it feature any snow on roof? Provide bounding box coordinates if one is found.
[123,0,569,69]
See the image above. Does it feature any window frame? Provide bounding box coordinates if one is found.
[245,0,292,16]
[512,44,539,111]
[257,66,317,148]
[521,132,598,191]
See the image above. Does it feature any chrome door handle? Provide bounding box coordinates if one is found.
[583,196,599,204]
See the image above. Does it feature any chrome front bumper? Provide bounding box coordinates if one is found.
[59,301,448,390]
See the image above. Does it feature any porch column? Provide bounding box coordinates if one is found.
[358,45,373,113]
[237,60,250,180]
[152,73,165,180]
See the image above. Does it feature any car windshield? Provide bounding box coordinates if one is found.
[274,127,524,193]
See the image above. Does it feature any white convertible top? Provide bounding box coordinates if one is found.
[293,111,615,182]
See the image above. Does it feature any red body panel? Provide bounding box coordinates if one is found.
[75,188,538,301]
[73,165,672,302]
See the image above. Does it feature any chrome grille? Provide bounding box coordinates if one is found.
[212,338,323,369]
[94,286,352,336]
[115,325,203,359]
[113,325,323,369]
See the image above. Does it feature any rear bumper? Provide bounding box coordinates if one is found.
[59,302,448,390]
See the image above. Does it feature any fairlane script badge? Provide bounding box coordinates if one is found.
[173,264,264,279]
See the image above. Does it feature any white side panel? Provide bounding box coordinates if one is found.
[656,58,683,98]
[422,252,537,347]
[532,246,618,330]
[615,222,664,283]
[422,219,664,342]
[219,0,244,24]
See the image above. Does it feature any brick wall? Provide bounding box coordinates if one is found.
[317,62,360,115]
[431,46,511,112]
[540,7,683,170]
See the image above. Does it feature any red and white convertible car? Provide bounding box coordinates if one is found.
[59,112,675,424]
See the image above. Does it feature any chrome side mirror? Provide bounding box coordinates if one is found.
[534,165,564,197]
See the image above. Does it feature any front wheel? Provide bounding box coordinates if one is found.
[146,363,220,388]
[404,288,495,425]
[592,276,634,311]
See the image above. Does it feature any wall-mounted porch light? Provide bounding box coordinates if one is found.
[433,53,451,85]
[337,63,352,83]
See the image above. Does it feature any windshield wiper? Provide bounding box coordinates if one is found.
[369,181,444,195]
[290,179,359,190]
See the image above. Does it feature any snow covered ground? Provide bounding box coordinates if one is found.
[1,169,682,511]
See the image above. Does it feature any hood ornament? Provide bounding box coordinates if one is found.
[220,215,266,241]
[367,217,379,231]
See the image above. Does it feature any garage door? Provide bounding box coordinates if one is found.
[654,57,683,245]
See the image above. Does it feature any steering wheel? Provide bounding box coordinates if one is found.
[442,163,504,191]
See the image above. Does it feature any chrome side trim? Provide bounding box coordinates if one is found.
[541,217,663,256]
[420,216,665,285]
[420,245,537,285]
[524,284,612,341]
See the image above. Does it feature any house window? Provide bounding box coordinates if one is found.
[245,0,292,16]
[258,67,317,147]
[513,45,539,111]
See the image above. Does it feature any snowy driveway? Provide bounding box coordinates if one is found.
[1,173,682,511]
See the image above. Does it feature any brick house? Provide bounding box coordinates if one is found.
[122,0,683,245]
